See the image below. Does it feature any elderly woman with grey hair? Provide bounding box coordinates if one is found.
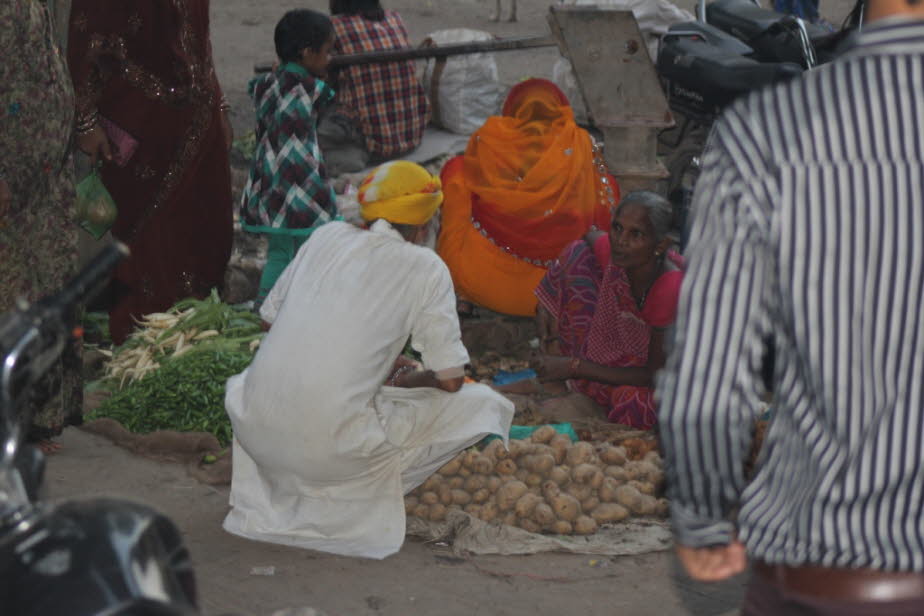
[530,191,684,429]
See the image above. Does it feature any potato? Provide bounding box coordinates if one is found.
[464,504,482,517]
[614,484,643,511]
[514,468,530,482]
[573,515,598,535]
[507,439,529,458]
[451,489,472,506]
[472,488,491,504]
[525,472,544,487]
[549,465,571,486]
[420,491,439,506]
[437,456,462,476]
[581,497,600,513]
[514,493,543,518]
[549,434,571,464]
[448,477,465,489]
[487,476,503,493]
[530,443,555,458]
[572,463,603,488]
[654,498,670,517]
[530,425,557,443]
[502,511,518,527]
[413,503,430,519]
[496,459,517,475]
[629,480,655,496]
[462,449,480,469]
[551,520,573,535]
[599,445,628,466]
[633,494,659,516]
[519,518,542,533]
[472,455,495,475]
[482,439,508,461]
[421,476,441,492]
[429,503,448,521]
[598,478,622,503]
[522,454,556,476]
[565,482,593,502]
[479,502,499,522]
[438,484,453,506]
[591,503,629,524]
[541,480,561,500]
[644,450,662,465]
[458,466,472,478]
[549,493,581,521]
[532,503,556,528]
[632,461,663,482]
[604,465,628,482]
[496,480,529,511]
[566,441,595,466]
[464,475,486,493]
[404,496,418,514]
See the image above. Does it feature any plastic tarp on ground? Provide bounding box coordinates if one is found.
[407,509,672,556]
[552,0,695,124]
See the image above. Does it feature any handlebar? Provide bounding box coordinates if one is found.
[0,242,128,468]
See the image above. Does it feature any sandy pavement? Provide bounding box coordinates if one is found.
[47,428,746,616]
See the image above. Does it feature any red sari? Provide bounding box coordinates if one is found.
[536,238,683,430]
[68,0,232,344]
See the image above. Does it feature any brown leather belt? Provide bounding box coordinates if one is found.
[755,561,924,602]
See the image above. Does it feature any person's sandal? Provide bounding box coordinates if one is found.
[456,299,478,319]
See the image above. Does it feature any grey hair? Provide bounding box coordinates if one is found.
[615,190,673,241]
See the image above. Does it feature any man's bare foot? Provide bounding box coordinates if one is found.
[36,440,62,455]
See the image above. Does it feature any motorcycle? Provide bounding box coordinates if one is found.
[0,243,200,615]
[656,0,863,245]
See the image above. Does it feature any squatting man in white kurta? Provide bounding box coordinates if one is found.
[223,161,515,558]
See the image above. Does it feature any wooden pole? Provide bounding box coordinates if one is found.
[253,34,558,74]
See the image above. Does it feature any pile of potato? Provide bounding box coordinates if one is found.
[405,426,667,535]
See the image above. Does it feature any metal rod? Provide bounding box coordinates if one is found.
[253,34,558,74]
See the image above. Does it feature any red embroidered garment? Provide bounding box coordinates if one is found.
[331,11,429,158]
[68,0,232,344]
[536,238,684,429]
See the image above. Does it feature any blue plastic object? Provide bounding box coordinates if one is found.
[492,368,537,385]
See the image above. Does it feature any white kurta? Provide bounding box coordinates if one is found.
[223,220,514,559]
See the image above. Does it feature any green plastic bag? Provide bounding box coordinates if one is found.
[76,169,117,239]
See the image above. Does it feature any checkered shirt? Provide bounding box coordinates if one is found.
[240,64,338,234]
[332,11,430,158]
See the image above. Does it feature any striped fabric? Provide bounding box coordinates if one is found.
[331,11,429,158]
[658,17,924,571]
[240,63,337,235]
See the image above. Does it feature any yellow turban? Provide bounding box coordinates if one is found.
[358,161,443,226]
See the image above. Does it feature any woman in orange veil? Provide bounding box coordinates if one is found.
[437,79,617,316]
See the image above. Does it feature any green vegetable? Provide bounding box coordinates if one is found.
[89,348,252,446]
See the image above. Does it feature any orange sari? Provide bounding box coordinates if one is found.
[437,79,615,316]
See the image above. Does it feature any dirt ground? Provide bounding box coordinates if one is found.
[48,429,747,616]
[55,1,858,615]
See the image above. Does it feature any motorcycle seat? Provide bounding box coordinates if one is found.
[707,0,831,45]
[662,21,755,56]
[658,32,802,115]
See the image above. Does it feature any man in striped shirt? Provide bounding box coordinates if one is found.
[658,0,924,612]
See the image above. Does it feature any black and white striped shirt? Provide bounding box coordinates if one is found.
[658,18,924,571]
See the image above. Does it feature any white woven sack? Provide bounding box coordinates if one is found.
[421,29,500,135]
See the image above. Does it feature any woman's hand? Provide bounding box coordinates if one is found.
[530,354,574,382]
[76,126,112,166]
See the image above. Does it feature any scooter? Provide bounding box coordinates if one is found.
[0,243,200,615]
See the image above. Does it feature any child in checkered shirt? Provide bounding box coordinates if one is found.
[240,9,341,304]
